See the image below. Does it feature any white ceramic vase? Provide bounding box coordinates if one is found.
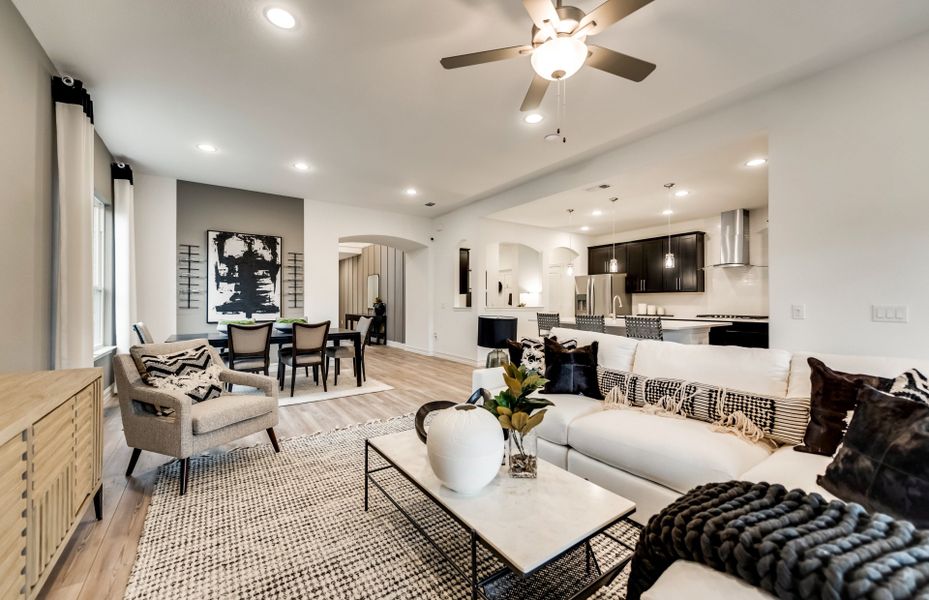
[426,404,504,495]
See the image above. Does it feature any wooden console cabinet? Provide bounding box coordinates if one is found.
[0,369,103,600]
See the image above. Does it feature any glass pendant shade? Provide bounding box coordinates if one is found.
[530,37,588,81]
[664,253,676,269]
[608,258,619,273]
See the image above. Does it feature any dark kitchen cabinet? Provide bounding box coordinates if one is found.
[588,244,625,275]
[589,231,704,293]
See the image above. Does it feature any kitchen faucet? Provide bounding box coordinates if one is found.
[611,294,623,318]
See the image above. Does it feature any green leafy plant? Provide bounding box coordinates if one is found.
[276,318,307,324]
[482,362,552,437]
[220,319,256,325]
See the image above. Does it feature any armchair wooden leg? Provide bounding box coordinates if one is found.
[179,458,190,496]
[267,428,281,453]
[93,487,103,520]
[126,448,142,477]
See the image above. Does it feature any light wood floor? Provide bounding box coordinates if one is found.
[37,345,474,600]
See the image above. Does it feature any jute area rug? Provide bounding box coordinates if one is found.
[125,415,638,599]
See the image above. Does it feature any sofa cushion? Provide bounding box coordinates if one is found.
[567,409,772,493]
[786,352,929,400]
[191,393,277,434]
[506,336,576,375]
[642,560,774,600]
[739,446,835,500]
[632,340,792,398]
[532,393,602,446]
[542,338,602,399]
[549,327,638,372]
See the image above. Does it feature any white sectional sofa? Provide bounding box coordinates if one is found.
[471,327,929,598]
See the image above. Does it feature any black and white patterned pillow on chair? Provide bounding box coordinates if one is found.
[137,345,224,404]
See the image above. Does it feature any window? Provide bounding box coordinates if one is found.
[92,197,107,349]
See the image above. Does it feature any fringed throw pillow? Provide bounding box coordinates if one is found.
[136,344,223,404]
[597,366,810,446]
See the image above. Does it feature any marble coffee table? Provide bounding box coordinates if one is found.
[365,429,637,599]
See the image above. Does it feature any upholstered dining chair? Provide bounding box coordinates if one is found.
[624,315,664,340]
[113,339,280,495]
[279,321,331,396]
[536,313,561,337]
[328,316,372,385]
[132,322,154,344]
[575,314,606,333]
[227,323,273,376]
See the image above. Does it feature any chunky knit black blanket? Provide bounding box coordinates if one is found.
[627,481,929,600]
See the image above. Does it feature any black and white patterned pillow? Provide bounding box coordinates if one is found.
[890,368,929,404]
[507,337,576,374]
[139,345,223,403]
[597,367,810,445]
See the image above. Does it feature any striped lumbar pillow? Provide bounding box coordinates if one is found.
[597,366,810,446]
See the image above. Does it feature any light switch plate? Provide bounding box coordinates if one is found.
[872,305,909,323]
[791,304,806,320]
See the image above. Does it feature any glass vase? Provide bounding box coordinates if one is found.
[508,429,538,478]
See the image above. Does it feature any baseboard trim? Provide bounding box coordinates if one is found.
[386,341,480,367]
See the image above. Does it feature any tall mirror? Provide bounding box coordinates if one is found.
[366,274,379,310]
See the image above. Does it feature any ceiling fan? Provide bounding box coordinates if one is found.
[440,0,657,112]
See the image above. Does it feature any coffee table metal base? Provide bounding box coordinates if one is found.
[364,439,637,600]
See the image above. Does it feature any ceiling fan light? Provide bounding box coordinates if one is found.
[530,37,588,81]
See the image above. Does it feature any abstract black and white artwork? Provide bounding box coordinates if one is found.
[207,230,282,323]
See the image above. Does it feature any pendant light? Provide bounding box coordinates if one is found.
[608,197,620,273]
[663,183,676,269]
[566,208,575,276]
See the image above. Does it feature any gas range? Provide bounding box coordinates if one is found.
[696,314,768,320]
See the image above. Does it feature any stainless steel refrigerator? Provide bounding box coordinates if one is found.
[575,274,632,317]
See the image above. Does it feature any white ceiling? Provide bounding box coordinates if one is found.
[14,0,929,216]
[488,134,768,236]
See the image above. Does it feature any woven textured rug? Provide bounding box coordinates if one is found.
[125,415,638,599]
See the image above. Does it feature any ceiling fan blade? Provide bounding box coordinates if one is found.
[440,45,532,69]
[578,0,654,36]
[522,0,560,30]
[586,45,656,82]
[520,74,550,112]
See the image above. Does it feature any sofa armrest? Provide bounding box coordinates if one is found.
[472,367,505,392]
[218,369,278,398]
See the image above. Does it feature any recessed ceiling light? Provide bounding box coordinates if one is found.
[265,7,296,29]
[404,187,418,196]
[674,189,689,198]
[662,209,674,216]
[580,226,590,231]
[292,161,310,171]
[524,113,544,124]
[745,158,768,167]
[591,209,603,216]
[197,143,217,153]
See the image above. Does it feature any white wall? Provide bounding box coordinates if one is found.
[134,174,177,342]
[590,208,769,318]
[432,31,929,359]
[303,199,434,354]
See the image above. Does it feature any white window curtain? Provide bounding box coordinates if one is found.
[52,76,95,369]
[113,163,138,352]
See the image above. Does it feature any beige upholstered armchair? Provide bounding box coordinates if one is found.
[113,339,280,495]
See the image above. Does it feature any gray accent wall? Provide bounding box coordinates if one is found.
[0,0,57,372]
[338,245,406,343]
[176,181,304,335]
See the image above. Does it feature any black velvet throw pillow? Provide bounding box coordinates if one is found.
[818,385,929,528]
[794,358,892,456]
[542,338,602,399]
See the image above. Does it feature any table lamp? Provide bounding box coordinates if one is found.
[477,315,517,368]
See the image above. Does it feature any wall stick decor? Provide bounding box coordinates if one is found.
[178,244,202,310]
[206,230,282,323]
[286,251,304,309]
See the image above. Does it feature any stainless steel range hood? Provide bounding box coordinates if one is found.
[714,209,751,267]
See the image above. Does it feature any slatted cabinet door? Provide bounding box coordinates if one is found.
[72,382,101,513]
[28,398,75,588]
[0,433,28,600]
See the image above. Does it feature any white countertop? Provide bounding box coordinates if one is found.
[369,429,635,575]
[558,316,733,331]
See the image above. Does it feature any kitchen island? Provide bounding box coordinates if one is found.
[551,316,732,345]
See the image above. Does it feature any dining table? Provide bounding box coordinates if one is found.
[164,328,364,387]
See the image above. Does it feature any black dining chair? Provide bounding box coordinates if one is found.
[279,321,331,396]
[575,315,606,333]
[624,316,664,340]
[227,323,274,376]
[327,316,372,385]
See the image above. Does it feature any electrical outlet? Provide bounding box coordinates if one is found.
[791,304,806,320]
[872,305,909,323]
